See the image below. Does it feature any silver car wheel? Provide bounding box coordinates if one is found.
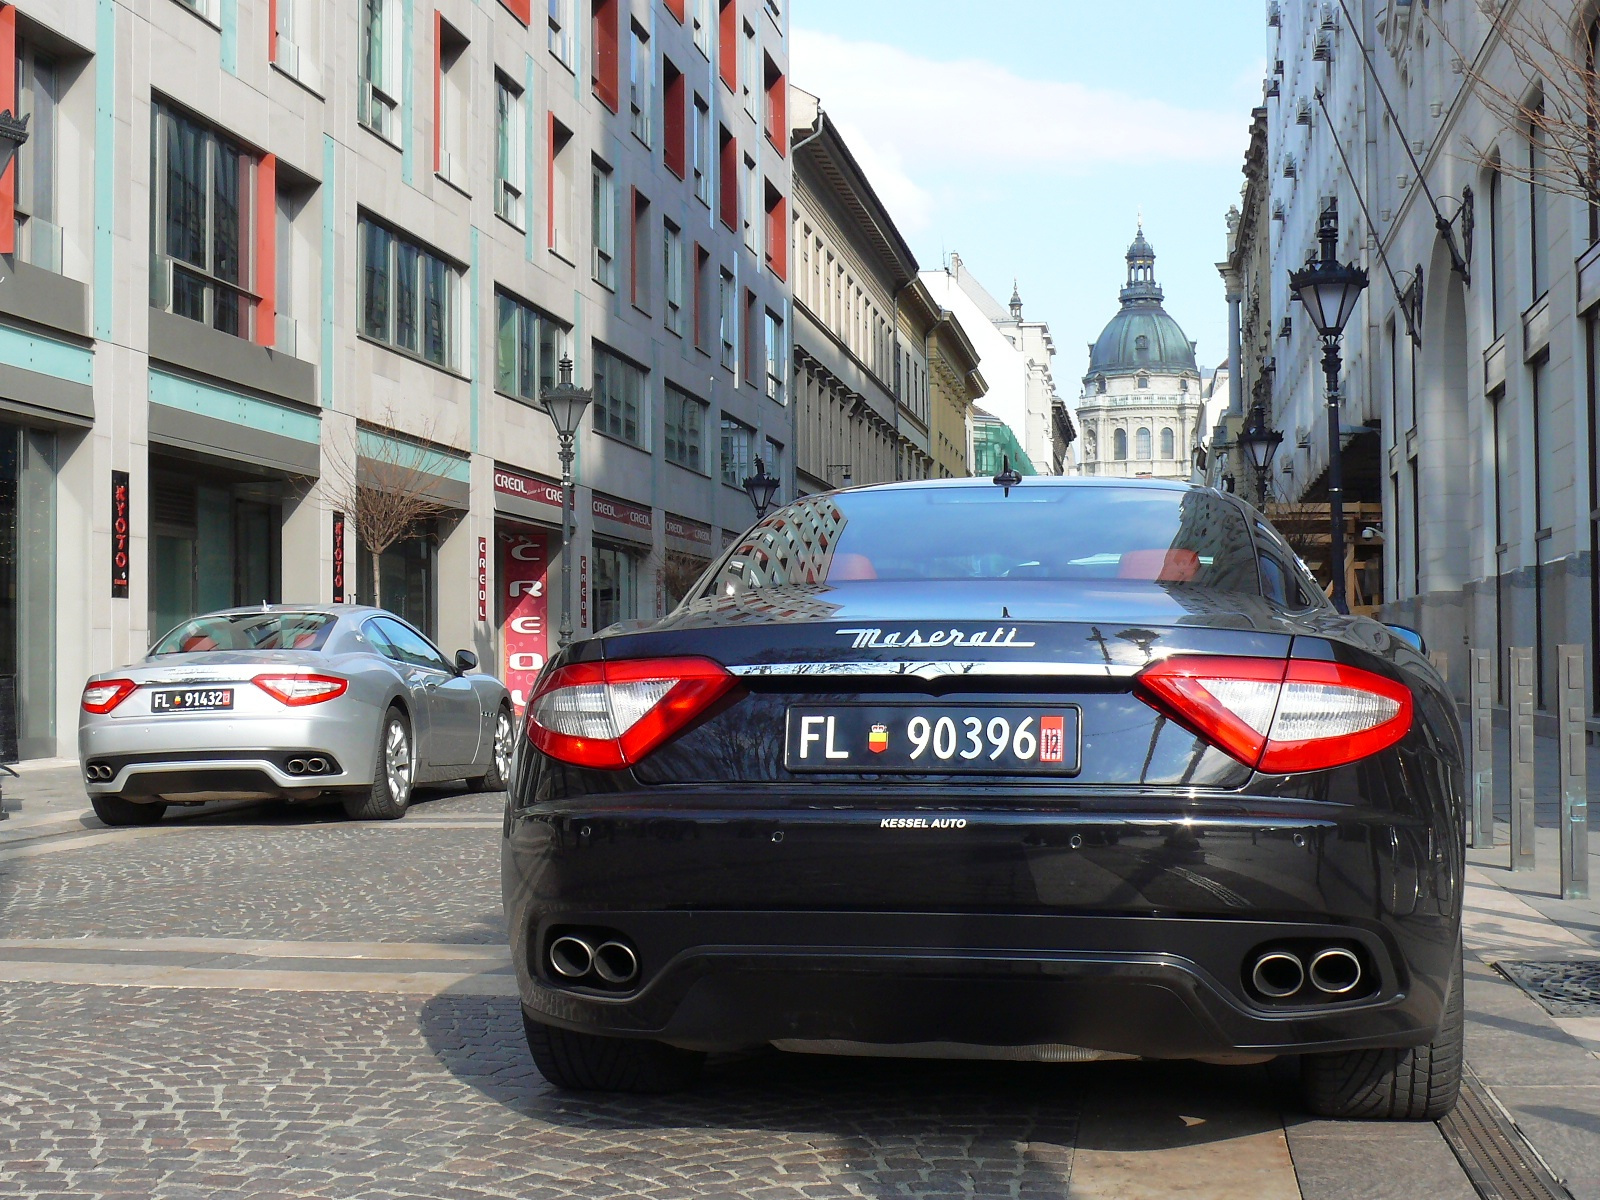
[385,718,413,802]
[493,709,515,782]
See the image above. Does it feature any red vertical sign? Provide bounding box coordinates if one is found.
[579,554,589,631]
[476,536,488,621]
[110,471,130,598]
[501,529,550,712]
[331,512,346,602]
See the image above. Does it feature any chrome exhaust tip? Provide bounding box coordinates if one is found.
[306,757,328,774]
[1250,950,1305,999]
[592,940,639,985]
[1308,947,1363,995]
[548,935,596,979]
[286,759,307,775]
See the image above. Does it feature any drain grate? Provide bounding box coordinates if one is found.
[1495,960,1600,1017]
[1439,1072,1570,1200]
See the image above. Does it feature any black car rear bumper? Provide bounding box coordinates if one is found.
[502,803,1462,1059]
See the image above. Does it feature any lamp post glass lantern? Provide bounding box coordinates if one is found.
[1288,199,1367,614]
[1236,404,1283,508]
[742,456,780,521]
[539,356,592,647]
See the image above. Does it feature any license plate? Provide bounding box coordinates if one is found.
[150,688,234,713]
[785,705,1080,774]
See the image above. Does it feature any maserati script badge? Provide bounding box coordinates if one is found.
[835,626,1037,650]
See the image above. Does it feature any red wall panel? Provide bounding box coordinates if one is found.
[718,0,737,92]
[593,0,620,113]
[255,155,277,348]
[0,5,16,257]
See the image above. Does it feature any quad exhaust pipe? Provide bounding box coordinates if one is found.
[1248,946,1364,1001]
[547,934,639,987]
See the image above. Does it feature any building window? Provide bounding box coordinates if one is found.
[592,540,638,631]
[1136,427,1152,460]
[693,0,712,58]
[765,309,785,403]
[741,20,759,120]
[1160,427,1175,459]
[1095,375,1106,394]
[744,287,759,386]
[764,182,787,279]
[359,214,457,369]
[720,413,754,487]
[664,220,686,336]
[719,269,736,369]
[631,189,651,312]
[1113,428,1127,459]
[1530,106,1549,300]
[764,55,786,154]
[548,0,574,67]
[742,153,758,255]
[663,58,686,178]
[1137,373,1150,389]
[764,436,784,500]
[150,102,260,340]
[495,75,527,229]
[549,117,575,259]
[692,95,712,205]
[694,244,711,353]
[719,125,738,230]
[436,21,468,184]
[359,0,401,141]
[629,20,652,145]
[593,343,648,447]
[495,291,569,403]
[1489,167,1505,336]
[273,0,322,86]
[13,37,60,274]
[592,158,617,289]
[665,384,707,472]
[176,0,219,22]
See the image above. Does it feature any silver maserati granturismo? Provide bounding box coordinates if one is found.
[79,605,514,826]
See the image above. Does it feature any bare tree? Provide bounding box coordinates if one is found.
[322,411,458,610]
[1435,1,1600,204]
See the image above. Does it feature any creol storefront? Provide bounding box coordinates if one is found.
[492,465,561,710]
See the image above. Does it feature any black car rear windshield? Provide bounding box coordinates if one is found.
[707,485,1261,596]
[152,612,337,655]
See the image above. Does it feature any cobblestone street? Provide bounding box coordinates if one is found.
[8,782,1583,1200]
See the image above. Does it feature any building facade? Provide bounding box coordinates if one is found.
[1072,229,1204,481]
[919,253,1071,474]
[926,308,985,478]
[0,0,790,755]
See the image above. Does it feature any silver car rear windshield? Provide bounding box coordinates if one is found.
[151,612,338,655]
[709,486,1260,595]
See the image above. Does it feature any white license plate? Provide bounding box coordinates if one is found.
[150,688,234,713]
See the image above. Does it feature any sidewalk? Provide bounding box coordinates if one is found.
[0,758,108,844]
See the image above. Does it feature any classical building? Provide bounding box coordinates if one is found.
[919,254,1072,474]
[1072,229,1203,480]
[0,0,791,753]
[926,310,987,478]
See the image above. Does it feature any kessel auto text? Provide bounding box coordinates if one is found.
[502,477,1465,1121]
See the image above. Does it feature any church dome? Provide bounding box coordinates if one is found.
[1085,226,1198,380]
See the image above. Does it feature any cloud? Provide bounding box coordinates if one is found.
[790,28,1245,177]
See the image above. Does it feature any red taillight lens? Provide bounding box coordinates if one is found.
[526,656,737,769]
[1134,655,1413,774]
[253,674,350,706]
[82,679,137,714]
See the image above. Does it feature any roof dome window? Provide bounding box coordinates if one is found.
[1135,335,1150,360]
[1096,375,1106,394]
[1137,373,1150,389]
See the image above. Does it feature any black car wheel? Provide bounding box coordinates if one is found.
[343,708,413,821]
[89,795,167,827]
[1300,945,1463,1120]
[522,1010,703,1093]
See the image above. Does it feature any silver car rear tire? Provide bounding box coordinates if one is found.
[467,705,515,792]
[90,794,168,827]
[343,707,413,821]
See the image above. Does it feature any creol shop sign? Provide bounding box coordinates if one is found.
[493,466,565,510]
[664,512,713,546]
[592,491,652,532]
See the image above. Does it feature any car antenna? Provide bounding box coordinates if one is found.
[992,455,1023,494]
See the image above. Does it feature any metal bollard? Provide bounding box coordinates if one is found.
[1510,646,1537,872]
[1472,649,1494,849]
[1558,646,1589,900]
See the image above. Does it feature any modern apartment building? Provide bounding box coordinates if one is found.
[0,0,791,756]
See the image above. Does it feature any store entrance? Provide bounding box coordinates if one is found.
[150,459,284,639]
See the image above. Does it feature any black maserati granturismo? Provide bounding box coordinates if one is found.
[502,477,1464,1119]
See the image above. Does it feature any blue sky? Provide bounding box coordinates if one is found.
[789,0,1265,389]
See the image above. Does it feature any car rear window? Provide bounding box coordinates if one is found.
[707,485,1261,596]
[151,612,337,655]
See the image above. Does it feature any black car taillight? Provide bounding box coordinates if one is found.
[1134,655,1413,774]
[527,656,737,769]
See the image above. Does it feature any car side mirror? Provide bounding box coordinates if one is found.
[454,649,479,674]
[1384,624,1425,656]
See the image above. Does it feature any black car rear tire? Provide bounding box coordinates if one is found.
[343,708,413,821]
[90,795,167,827]
[1300,945,1463,1120]
[522,1010,704,1093]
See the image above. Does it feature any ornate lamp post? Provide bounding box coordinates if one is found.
[1235,403,1284,509]
[0,110,30,190]
[539,356,592,646]
[742,455,780,521]
[1289,199,1368,614]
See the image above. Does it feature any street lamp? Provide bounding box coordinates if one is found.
[1235,403,1284,509]
[1289,198,1367,614]
[539,356,592,647]
[742,455,780,521]
[0,111,29,189]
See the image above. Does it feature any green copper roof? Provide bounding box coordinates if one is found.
[1086,227,1198,379]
